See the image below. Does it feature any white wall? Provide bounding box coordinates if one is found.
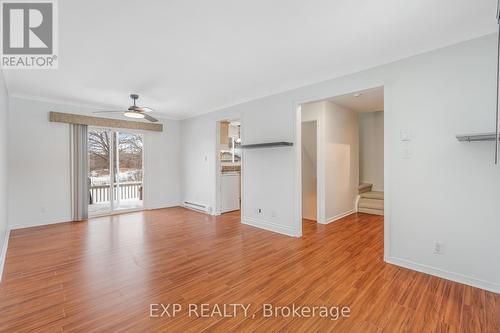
[0,71,9,278]
[8,97,181,229]
[324,102,359,221]
[181,34,500,292]
[143,120,182,210]
[359,111,384,191]
[181,115,218,212]
[301,121,317,221]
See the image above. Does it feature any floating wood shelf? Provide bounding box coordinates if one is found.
[241,142,293,149]
[456,133,499,142]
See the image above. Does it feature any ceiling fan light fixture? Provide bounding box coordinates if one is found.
[124,111,145,119]
[92,94,158,122]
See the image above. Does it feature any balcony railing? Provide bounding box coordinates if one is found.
[89,182,142,204]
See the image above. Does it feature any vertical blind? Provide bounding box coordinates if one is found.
[70,124,89,221]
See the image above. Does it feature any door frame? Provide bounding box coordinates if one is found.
[300,119,321,222]
[215,118,242,216]
[294,83,389,260]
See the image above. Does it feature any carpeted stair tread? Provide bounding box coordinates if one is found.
[358,207,384,216]
[358,198,384,210]
[358,183,373,194]
[360,191,384,200]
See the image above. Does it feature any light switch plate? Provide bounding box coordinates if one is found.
[401,145,412,159]
[400,129,411,142]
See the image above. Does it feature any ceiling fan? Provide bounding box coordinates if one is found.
[93,94,159,122]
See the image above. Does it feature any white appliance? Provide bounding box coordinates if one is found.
[220,173,240,213]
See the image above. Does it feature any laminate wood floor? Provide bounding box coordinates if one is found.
[0,208,498,332]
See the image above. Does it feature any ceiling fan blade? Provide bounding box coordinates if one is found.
[92,110,124,114]
[136,106,153,113]
[143,114,159,122]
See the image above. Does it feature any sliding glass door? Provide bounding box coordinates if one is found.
[115,131,144,211]
[88,128,112,215]
[88,128,144,216]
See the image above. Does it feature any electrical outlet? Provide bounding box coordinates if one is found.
[434,242,444,255]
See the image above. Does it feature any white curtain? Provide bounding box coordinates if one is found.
[70,124,88,221]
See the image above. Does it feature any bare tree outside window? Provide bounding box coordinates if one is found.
[89,130,111,171]
[88,130,143,184]
[117,132,143,183]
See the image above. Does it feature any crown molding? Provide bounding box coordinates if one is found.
[9,93,183,121]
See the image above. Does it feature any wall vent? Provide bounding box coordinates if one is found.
[183,201,211,214]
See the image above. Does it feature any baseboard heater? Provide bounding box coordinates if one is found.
[183,201,212,214]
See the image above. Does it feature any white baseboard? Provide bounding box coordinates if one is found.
[0,228,11,282]
[10,204,182,230]
[146,202,182,211]
[320,209,355,225]
[386,256,500,294]
[10,218,70,230]
[243,216,301,237]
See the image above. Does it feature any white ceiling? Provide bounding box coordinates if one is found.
[3,0,497,119]
[330,86,384,112]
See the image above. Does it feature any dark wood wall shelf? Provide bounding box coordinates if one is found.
[241,142,293,149]
[456,133,499,142]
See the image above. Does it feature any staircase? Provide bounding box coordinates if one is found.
[358,183,384,216]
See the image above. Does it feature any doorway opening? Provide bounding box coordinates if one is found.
[216,119,241,215]
[88,128,144,216]
[299,86,384,226]
[301,120,318,222]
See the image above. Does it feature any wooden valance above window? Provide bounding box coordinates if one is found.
[49,111,163,132]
